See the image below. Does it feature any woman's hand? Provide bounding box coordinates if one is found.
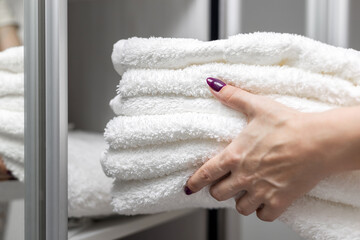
[0,25,20,51]
[184,77,360,222]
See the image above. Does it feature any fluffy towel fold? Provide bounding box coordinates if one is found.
[111,167,360,239]
[115,64,360,106]
[0,72,23,97]
[104,113,245,150]
[0,46,24,73]
[0,96,23,112]
[0,47,113,217]
[280,197,360,240]
[105,33,360,240]
[112,32,360,85]
[110,95,335,118]
[111,166,360,214]
[0,109,24,138]
[0,130,113,217]
[68,131,113,217]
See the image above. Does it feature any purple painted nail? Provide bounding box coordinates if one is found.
[184,186,193,195]
[206,77,226,92]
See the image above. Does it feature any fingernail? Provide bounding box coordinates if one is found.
[184,186,193,195]
[206,77,226,92]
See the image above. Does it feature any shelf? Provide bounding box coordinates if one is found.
[0,181,24,201]
[68,209,198,240]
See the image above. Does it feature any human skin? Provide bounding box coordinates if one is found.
[184,77,360,222]
[0,25,20,51]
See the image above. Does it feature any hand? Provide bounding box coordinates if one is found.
[184,77,360,222]
[0,25,20,51]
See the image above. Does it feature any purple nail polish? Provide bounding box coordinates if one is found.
[184,186,193,195]
[206,77,226,92]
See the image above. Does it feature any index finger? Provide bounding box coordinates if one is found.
[185,150,231,194]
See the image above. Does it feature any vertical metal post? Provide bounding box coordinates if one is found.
[306,0,349,47]
[219,0,242,39]
[25,0,68,239]
[45,0,68,239]
[24,0,46,239]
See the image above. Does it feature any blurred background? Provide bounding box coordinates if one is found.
[1,0,359,239]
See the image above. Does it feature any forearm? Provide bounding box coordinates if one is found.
[308,106,360,175]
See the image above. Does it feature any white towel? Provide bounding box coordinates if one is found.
[0,109,24,138]
[111,166,360,214]
[279,197,360,240]
[0,96,23,112]
[0,46,24,73]
[111,167,360,239]
[115,64,360,106]
[112,32,360,85]
[0,71,23,97]
[68,131,113,218]
[102,98,330,181]
[104,113,245,150]
[103,112,360,211]
[110,95,335,118]
[0,131,113,217]
[106,33,360,240]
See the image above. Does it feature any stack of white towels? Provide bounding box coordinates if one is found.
[0,46,24,180]
[0,46,113,217]
[101,32,360,240]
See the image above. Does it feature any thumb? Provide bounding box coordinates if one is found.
[206,77,260,118]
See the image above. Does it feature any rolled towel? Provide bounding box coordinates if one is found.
[112,32,360,85]
[115,63,360,106]
[0,46,24,73]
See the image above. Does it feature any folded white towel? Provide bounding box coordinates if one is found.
[0,96,23,112]
[116,64,360,106]
[111,166,360,213]
[279,197,360,240]
[68,131,113,217]
[101,139,226,181]
[110,95,335,118]
[106,33,360,240]
[0,109,24,138]
[103,93,335,181]
[112,33,360,85]
[111,167,360,239]
[104,113,245,150]
[0,71,23,97]
[0,131,113,217]
[0,135,23,164]
[0,46,24,73]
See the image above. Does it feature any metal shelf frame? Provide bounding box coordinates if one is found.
[24,0,68,239]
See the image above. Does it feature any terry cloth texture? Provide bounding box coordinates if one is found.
[103,32,360,240]
[0,47,113,217]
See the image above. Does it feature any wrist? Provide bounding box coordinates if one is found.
[304,107,360,176]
